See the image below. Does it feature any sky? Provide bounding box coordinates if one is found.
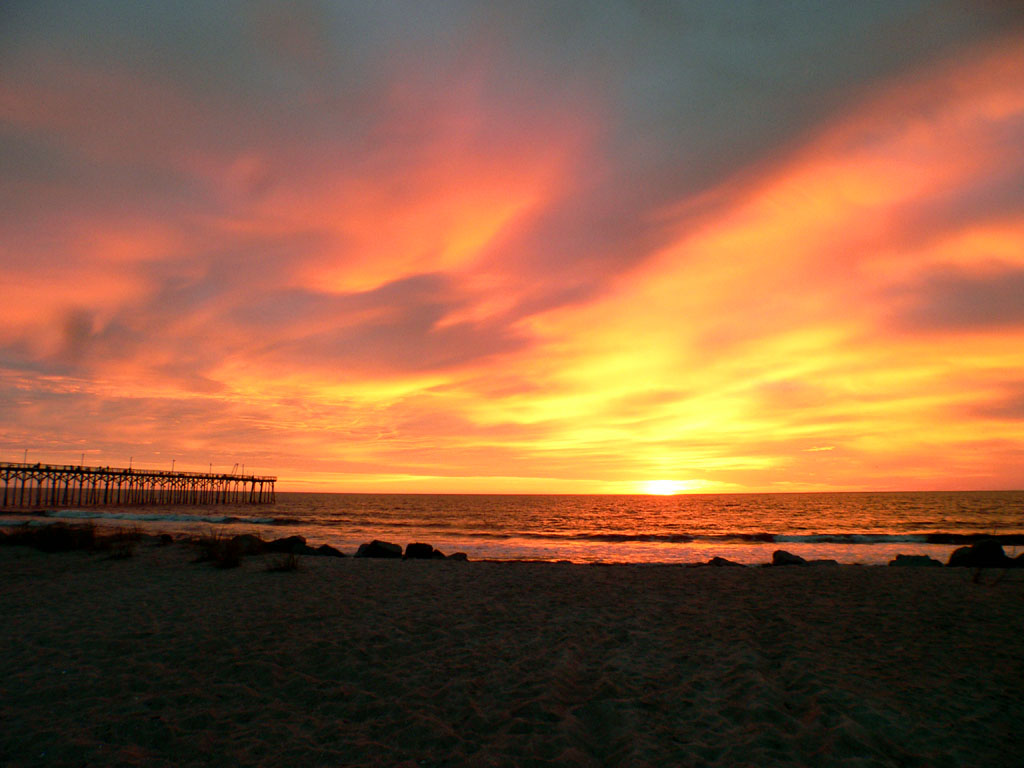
[1,1,1023,494]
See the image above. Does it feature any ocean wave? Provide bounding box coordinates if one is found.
[772,533,1024,545]
[35,509,300,526]
[5,509,1024,547]
[433,530,1024,545]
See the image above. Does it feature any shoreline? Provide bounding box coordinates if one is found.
[2,523,1020,569]
[4,516,1022,566]
[2,542,1023,766]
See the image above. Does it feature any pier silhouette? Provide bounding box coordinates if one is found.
[0,462,276,508]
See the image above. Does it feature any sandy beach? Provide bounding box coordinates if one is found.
[2,542,1022,767]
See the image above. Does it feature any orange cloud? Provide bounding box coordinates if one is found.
[465,40,1024,493]
[1,27,1023,493]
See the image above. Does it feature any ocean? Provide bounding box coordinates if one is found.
[3,490,1023,565]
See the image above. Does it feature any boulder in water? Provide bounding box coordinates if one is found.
[266,535,307,554]
[448,552,469,562]
[889,554,942,567]
[404,542,435,559]
[355,539,403,558]
[707,556,745,567]
[772,550,807,566]
[947,540,1014,568]
[315,544,346,558]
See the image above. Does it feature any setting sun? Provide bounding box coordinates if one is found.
[642,480,690,495]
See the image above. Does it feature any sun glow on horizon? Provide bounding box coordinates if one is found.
[642,480,699,495]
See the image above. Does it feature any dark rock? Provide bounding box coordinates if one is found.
[947,540,1013,568]
[355,539,403,558]
[772,550,807,566]
[404,542,435,559]
[266,535,309,554]
[232,534,267,555]
[158,533,174,547]
[707,556,744,567]
[431,549,447,559]
[315,544,346,558]
[889,554,943,567]
[947,546,971,567]
[448,552,469,561]
[807,559,839,567]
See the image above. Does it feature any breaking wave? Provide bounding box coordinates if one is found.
[448,530,1024,545]
[31,509,300,526]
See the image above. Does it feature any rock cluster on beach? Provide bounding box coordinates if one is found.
[706,556,744,567]
[352,538,468,560]
[944,540,1024,568]
[354,539,400,558]
[0,526,471,564]
[888,554,943,567]
[3,526,1023,570]
[689,545,1024,568]
[212,535,469,561]
[887,540,1024,568]
[193,537,1024,569]
[771,550,839,567]
[203,533,344,559]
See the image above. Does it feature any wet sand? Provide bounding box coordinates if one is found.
[1,543,1022,766]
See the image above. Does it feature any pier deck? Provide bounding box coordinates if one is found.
[0,462,276,508]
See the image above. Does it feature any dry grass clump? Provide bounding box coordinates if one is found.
[2,523,98,552]
[266,552,300,572]
[97,527,142,559]
[0,523,142,558]
[192,530,243,569]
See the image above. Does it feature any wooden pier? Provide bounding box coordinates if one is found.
[0,462,276,509]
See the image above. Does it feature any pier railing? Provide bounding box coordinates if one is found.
[0,462,276,509]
